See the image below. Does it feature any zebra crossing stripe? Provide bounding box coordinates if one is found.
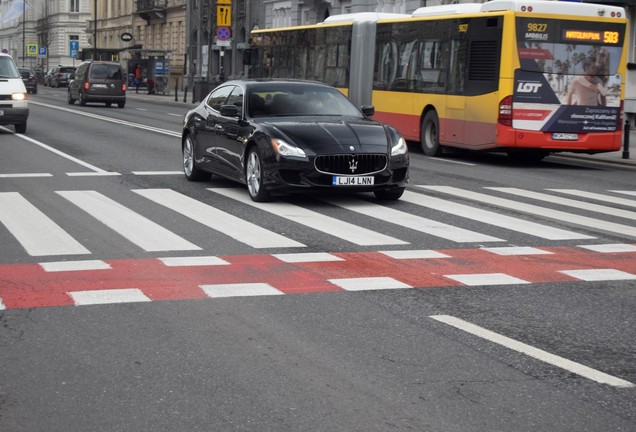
[400,190,592,240]
[420,186,636,239]
[325,196,502,243]
[201,283,284,298]
[559,269,636,281]
[0,297,5,310]
[40,260,111,272]
[444,273,530,286]
[133,189,304,249]
[210,188,407,246]
[0,192,90,257]
[489,188,636,220]
[548,189,636,209]
[609,190,636,197]
[57,190,201,252]
[328,277,412,291]
[68,288,151,305]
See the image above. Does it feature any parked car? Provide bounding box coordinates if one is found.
[43,68,54,86]
[50,66,76,87]
[67,60,126,108]
[18,68,37,94]
[181,79,409,202]
[0,53,29,133]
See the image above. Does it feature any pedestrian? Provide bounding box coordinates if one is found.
[135,64,142,94]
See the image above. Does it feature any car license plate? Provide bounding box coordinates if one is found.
[552,133,578,141]
[332,176,374,186]
[92,84,108,88]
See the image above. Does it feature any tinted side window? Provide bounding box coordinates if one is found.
[226,86,244,109]
[206,86,234,111]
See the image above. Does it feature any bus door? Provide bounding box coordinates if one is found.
[444,37,467,145]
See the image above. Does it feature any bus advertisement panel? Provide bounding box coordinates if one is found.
[514,18,625,137]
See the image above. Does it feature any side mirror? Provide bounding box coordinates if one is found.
[361,105,375,117]
[220,104,240,117]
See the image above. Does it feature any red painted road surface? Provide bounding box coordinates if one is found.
[1,246,635,310]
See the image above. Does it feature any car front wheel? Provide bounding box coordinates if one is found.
[246,147,271,202]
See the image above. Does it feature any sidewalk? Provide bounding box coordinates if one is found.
[126,90,636,167]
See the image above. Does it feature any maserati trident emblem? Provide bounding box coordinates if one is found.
[349,157,358,173]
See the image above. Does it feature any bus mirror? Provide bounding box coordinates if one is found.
[243,49,258,66]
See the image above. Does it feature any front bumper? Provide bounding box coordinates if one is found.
[0,107,29,125]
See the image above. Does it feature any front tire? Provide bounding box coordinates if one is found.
[421,110,442,156]
[374,187,405,201]
[14,122,27,134]
[182,135,209,181]
[246,147,272,202]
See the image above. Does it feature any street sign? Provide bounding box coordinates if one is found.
[216,26,231,41]
[217,5,231,27]
[26,44,38,57]
[70,40,79,59]
[217,0,231,4]
[38,46,47,58]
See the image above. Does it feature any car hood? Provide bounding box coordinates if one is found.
[267,118,390,153]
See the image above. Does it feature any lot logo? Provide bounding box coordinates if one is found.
[517,82,543,93]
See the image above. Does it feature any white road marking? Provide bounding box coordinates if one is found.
[444,273,530,286]
[379,249,451,259]
[201,283,284,298]
[489,187,636,220]
[40,260,111,272]
[0,297,5,310]
[158,256,230,267]
[132,171,183,175]
[210,188,407,246]
[611,190,636,197]
[328,277,412,291]
[548,189,636,209]
[578,243,636,253]
[559,269,636,281]
[0,192,91,256]
[431,315,635,388]
[402,190,591,240]
[273,252,344,263]
[326,196,502,243]
[57,190,201,252]
[66,171,121,176]
[0,173,52,178]
[69,288,151,305]
[134,188,304,249]
[481,247,552,256]
[419,186,636,239]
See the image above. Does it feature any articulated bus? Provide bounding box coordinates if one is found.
[250,0,628,160]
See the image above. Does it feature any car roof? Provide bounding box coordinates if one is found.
[228,79,334,88]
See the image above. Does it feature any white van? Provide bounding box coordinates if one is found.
[0,53,29,133]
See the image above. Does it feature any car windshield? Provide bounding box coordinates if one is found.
[0,57,20,78]
[248,83,362,118]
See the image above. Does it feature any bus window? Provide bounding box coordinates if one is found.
[448,39,467,94]
[375,41,398,90]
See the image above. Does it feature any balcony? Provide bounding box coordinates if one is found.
[135,0,167,23]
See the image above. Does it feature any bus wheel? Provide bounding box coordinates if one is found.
[421,110,442,156]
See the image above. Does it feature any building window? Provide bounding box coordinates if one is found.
[273,1,292,28]
[70,0,80,13]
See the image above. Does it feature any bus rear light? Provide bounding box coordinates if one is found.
[498,96,513,126]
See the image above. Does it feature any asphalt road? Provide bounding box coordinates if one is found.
[0,87,634,431]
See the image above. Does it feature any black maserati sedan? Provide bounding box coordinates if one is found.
[181,79,409,202]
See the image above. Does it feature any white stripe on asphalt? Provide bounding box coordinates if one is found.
[0,192,91,256]
[158,256,230,267]
[326,196,502,243]
[578,243,636,253]
[69,288,151,305]
[559,269,636,281]
[40,260,111,272]
[272,252,344,263]
[134,188,304,249]
[611,190,636,197]
[444,273,530,286]
[0,173,53,178]
[489,187,636,220]
[481,247,552,256]
[328,277,412,291]
[57,190,201,252]
[401,190,592,240]
[379,249,451,259]
[210,188,407,246]
[548,189,636,209]
[430,315,635,388]
[201,283,284,298]
[419,186,636,239]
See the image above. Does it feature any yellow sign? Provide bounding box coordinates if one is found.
[217,0,232,4]
[217,6,231,27]
[26,43,38,56]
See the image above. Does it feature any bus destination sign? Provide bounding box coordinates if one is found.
[562,29,620,44]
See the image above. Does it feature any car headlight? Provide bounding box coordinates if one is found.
[271,138,307,159]
[391,137,407,156]
[12,92,27,101]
